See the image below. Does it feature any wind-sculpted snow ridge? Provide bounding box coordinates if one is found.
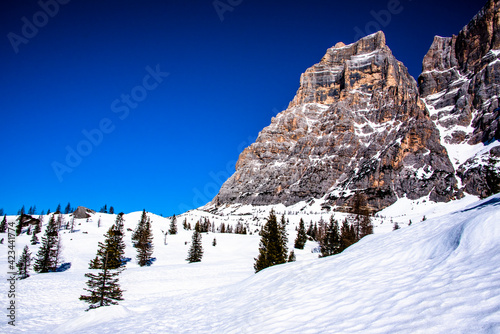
[41,194,500,334]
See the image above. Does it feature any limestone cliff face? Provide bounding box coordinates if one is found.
[211,32,457,211]
[418,0,500,196]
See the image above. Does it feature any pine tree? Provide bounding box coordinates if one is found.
[89,256,101,269]
[34,215,60,273]
[319,216,341,257]
[359,214,373,239]
[294,218,308,249]
[393,221,400,230]
[109,206,115,214]
[339,219,356,253]
[55,204,61,214]
[80,251,124,311]
[94,214,127,270]
[169,214,177,235]
[15,215,24,236]
[279,214,288,257]
[30,231,39,245]
[187,223,203,263]
[34,217,42,234]
[351,193,370,240]
[56,214,65,231]
[16,246,32,279]
[0,215,7,233]
[254,210,287,273]
[64,202,71,214]
[53,238,63,271]
[306,222,313,239]
[183,218,188,230]
[132,210,147,243]
[133,210,154,267]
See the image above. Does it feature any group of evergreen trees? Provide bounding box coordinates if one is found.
[293,194,374,259]
[253,207,369,273]
[180,216,248,235]
[11,202,121,217]
[99,204,115,214]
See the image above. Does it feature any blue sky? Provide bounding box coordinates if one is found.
[0,0,484,216]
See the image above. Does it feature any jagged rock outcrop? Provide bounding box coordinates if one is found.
[457,146,500,197]
[418,0,500,196]
[72,206,95,219]
[211,31,457,211]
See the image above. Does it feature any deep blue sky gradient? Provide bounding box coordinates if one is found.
[0,0,484,215]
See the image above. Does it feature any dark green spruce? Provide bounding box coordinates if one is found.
[132,210,154,267]
[33,215,60,273]
[254,210,287,273]
[294,218,308,249]
[187,222,203,263]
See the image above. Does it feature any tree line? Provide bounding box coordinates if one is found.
[5,203,116,216]
[255,194,374,272]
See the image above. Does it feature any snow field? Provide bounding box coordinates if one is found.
[1,194,499,333]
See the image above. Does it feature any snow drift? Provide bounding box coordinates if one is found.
[2,195,500,333]
[51,195,500,333]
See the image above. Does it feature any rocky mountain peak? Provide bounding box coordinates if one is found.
[419,0,500,145]
[456,0,500,73]
[210,31,457,212]
[207,1,500,213]
[289,31,393,109]
[418,0,500,197]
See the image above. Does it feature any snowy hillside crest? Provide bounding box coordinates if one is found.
[2,1,500,333]
[2,193,500,333]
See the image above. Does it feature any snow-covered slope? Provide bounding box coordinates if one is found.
[1,194,500,333]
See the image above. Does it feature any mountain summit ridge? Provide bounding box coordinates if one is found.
[209,0,500,212]
[212,31,458,212]
[419,0,500,197]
